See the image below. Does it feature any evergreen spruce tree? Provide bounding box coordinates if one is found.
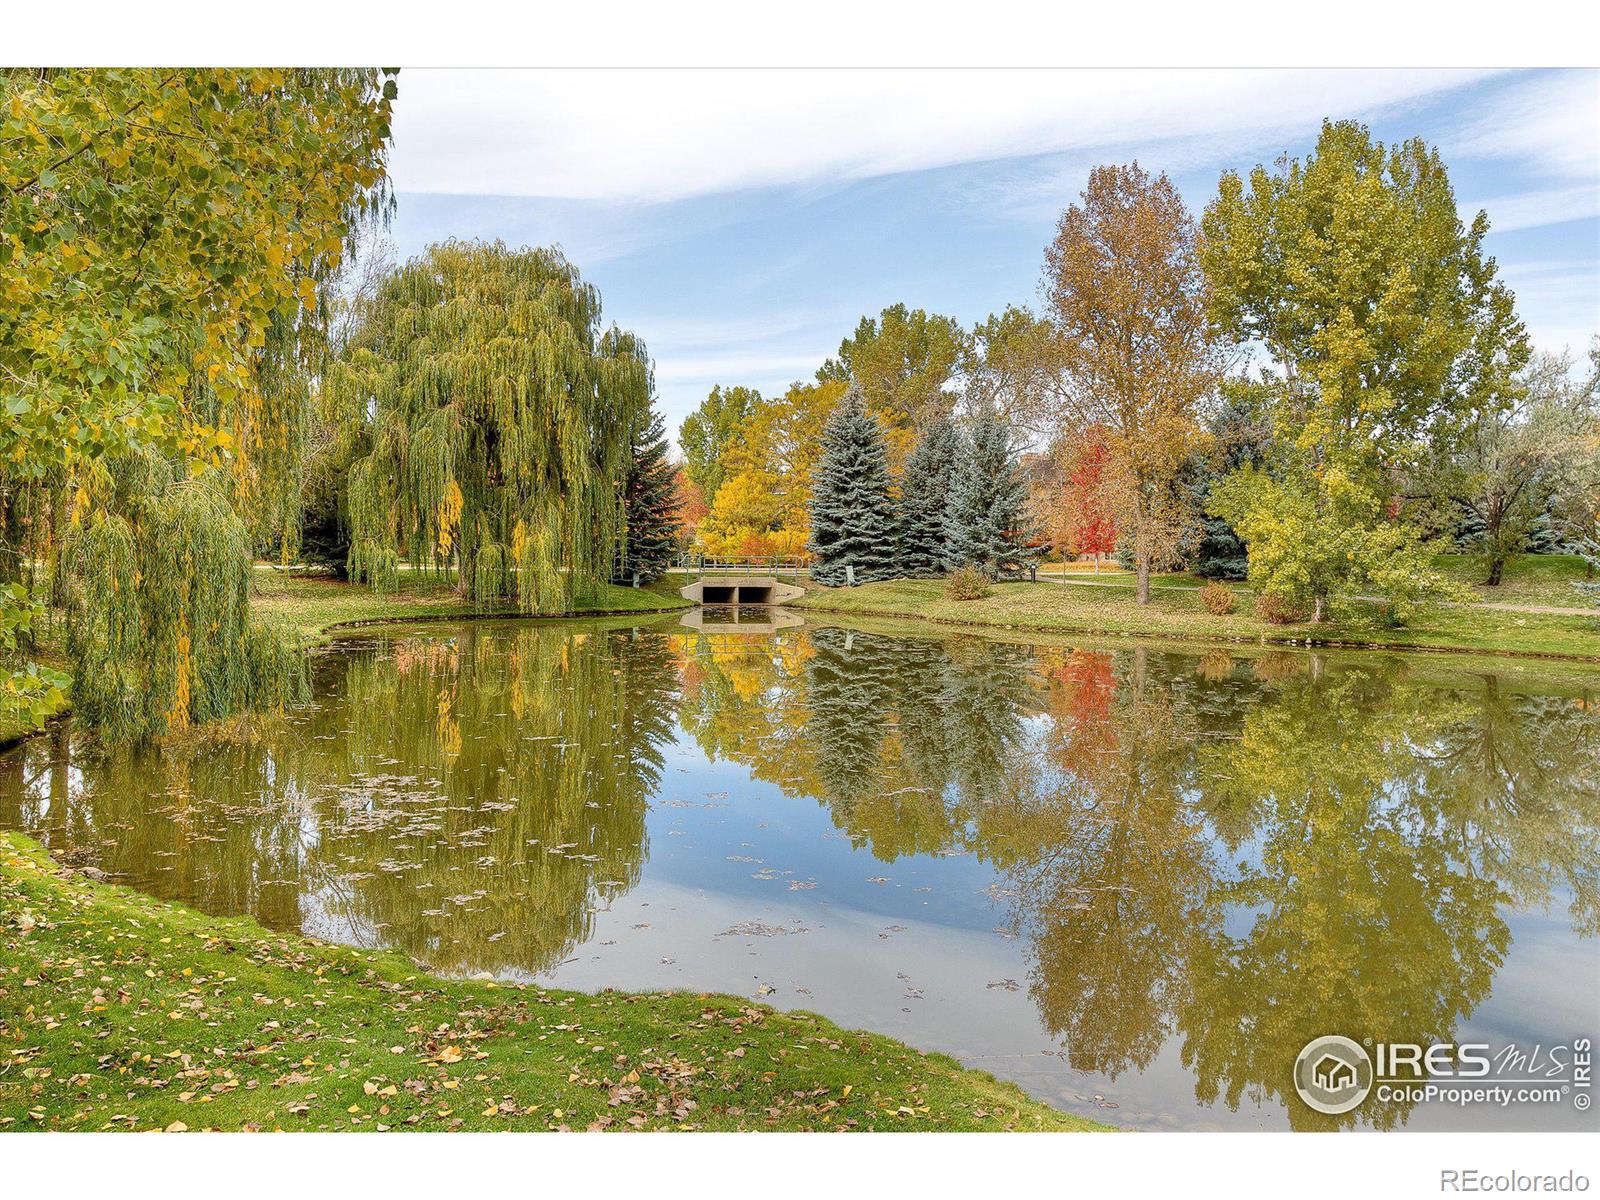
[613,408,680,584]
[943,405,1033,578]
[808,389,898,585]
[1525,509,1568,555]
[897,415,961,576]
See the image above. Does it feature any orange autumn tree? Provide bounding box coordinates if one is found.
[1044,163,1222,603]
[672,468,708,551]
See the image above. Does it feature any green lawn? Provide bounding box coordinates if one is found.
[251,569,689,650]
[793,573,1600,661]
[1037,553,1597,608]
[0,833,1098,1133]
[1436,553,1597,608]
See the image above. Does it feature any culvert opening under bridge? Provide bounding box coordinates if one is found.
[700,584,775,604]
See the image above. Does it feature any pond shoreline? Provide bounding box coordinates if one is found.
[791,579,1600,665]
[0,831,1106,1132]
[0,574,695,751]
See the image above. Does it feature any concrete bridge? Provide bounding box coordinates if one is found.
[676,555,806,606]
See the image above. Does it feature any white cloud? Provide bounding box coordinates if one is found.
[389,68,1496,203]
[652,352,828,385]
[1449,70,1600,183]
[1460,184,1600,234]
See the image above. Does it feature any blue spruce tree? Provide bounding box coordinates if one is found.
[808,388,898,586]
[944,405,1033,578]
[897,415,961,577]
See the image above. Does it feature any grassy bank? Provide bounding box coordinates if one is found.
[793,576,1600,661]
[0,573,692,746]
[0,833,1095,1132]
[251,569,690,650]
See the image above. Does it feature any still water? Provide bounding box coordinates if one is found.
[3,611,1597,1131]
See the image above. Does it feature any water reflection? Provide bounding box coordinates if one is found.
[3,617,1596,1130]
[2,622,678,973]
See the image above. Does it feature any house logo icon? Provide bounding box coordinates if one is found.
[1313,1053,1357,1092]
[1294,1035,1374,1115]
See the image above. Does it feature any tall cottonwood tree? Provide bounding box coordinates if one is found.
[1044,163,1221,604]
[965,305,1069,444]
[680,384,761,500]
[1202,121,1528,621]
[818,303,967,470]
[332,241,652,613]
[697,379,841,557]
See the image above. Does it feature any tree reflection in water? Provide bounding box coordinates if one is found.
[0,620,678,975]
[2,617,1595,1128]
[675,625,1600,1130]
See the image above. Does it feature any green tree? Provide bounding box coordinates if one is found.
[1201,120,1528,621]
[819,303,967,470]
[680,384,761,500]
[0,68,395,734]
[1185,390,1273,581]
[332,241,652,613]
[1429,349,1600,584]
[808,389,898,585]
[964,306,1067,442]
[698,379,840,558]
[944,405,1033,578]
[613,408,680,584]
[897,416,962,577]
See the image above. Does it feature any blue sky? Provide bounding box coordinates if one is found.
[384,68,1600,443]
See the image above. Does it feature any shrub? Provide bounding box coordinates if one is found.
[1199,581,1236,615]
[1253,592,1308,625]
[945,564,992,601]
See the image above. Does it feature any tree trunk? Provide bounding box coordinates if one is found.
[1312,594,1326,623]
[1135,554,1151,605]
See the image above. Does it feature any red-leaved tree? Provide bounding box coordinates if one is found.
[1061,428,1118,570]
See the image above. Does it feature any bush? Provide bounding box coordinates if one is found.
[1199,581,1236,615]
[1253,592,1308,625]
[946,564,993,601]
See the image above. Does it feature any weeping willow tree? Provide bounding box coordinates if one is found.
[331,241,654,612]
[1,68,397,736]
[60,449,305,739]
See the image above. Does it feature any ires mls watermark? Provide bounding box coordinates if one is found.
[1292,1034,1593,1117]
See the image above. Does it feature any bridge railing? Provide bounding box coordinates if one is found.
[676,553,808,577]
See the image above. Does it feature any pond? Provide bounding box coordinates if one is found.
[3,611,1597,1131]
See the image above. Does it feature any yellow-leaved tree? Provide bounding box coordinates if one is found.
[697,379,844,557]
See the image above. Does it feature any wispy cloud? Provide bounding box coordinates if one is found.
[390,68,1496,203]
[1460,185,1600,234]
[652,352,829,386]
[1448,70,1600,184]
